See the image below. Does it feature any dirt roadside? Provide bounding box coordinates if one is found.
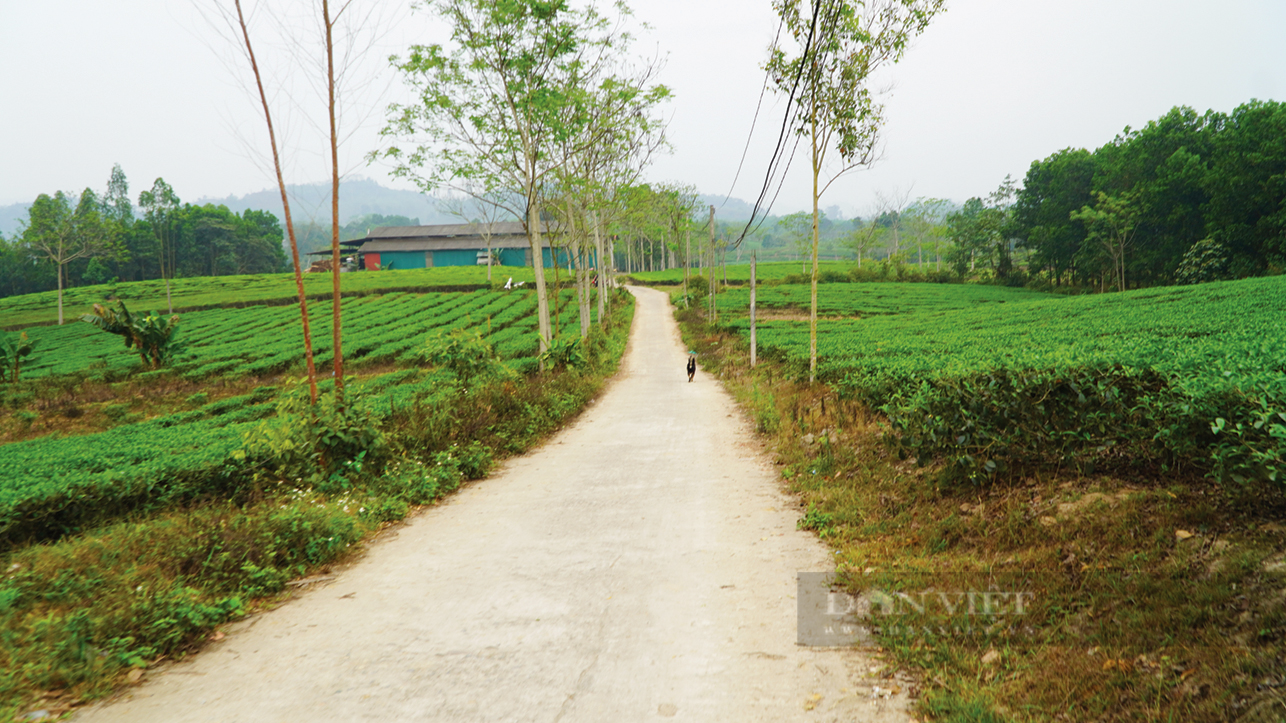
[72,286,910,722]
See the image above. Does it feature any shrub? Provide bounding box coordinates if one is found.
[237,382,391,493]
[876,365,1173,483]
[869,363,1286,487]
[687,275,710,299]
[420,328,510,385]
[1175,238,1233,285]
[102,403,136,423]
[538,335,586,371]
[1201,381,1286,484]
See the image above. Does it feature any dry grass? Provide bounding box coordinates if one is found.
[0,363,418,445]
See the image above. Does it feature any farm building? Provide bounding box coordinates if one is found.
[334,222,587,271]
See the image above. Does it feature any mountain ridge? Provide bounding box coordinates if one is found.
[2,180,770,237]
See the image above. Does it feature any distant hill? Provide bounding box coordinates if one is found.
[0,180,456,238]
[697,194,757,222]
[3,181,769,237]
[197,177,461,226]
[0,203,31,237]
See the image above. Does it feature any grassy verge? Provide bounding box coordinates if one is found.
[678,305,1286,722]
[0,293,634,720]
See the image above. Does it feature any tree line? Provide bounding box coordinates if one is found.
[962,100,1286,290]
[0,165,288,313]
[377,0,671,359]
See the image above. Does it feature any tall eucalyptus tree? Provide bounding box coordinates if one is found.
[766,0,945,382]
[379,0,649,359]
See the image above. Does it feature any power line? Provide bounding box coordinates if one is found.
[720,16,784,208]
[731,0,824,249]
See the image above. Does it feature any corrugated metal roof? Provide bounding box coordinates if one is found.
[349,221,556,253]
[360,236,541,253]
[366,221,533,239]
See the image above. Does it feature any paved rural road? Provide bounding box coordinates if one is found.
[75,286,910,723]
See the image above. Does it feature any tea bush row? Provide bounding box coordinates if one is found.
[13,288,561,382]
[724,276,1286,483]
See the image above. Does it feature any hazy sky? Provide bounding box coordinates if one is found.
[2,0,1283,220]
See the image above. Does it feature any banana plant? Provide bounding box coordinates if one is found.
[0,331,35,382]
[80,301,183,369]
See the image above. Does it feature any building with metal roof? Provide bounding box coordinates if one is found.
[336,222,564,270]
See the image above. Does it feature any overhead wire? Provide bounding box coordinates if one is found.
[719,15,785,209]
[730,0,825,248]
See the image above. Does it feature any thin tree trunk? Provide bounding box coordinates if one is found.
[683,227,690,309]
[234,0,318,402]
[324,0,344,394]
[606,234,615,313]
[526,185,551,364]
[169,228,177,310]
[552,233,562,338]
[808,96,819,385]
[592,210,605,324]
[566,198,589,340]
[160,220,173,314]
[57,258,64,326]
[708,205,717,323]
[750,251,757,368]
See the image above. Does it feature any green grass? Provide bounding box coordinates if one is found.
[0,266,549,329]
[10,287,594,382]
[715,280,1053,317]
[721,276,1285,384]
[715,276,1286,484]
[625,259,862,284]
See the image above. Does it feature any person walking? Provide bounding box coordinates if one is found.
[686,353,697,383]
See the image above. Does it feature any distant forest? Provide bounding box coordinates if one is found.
[0,169,436,300]
[995,99,1286,289]
[733,99,1286,290]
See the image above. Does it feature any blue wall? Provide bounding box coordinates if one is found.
[379,251,426,270]
[498,249,528,267]
[377,247,596,270]
[433,249,477,267]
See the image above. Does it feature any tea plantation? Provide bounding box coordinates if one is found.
[716,276,1286,483]
[0,270,590,548]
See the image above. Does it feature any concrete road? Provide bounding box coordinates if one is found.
[75,286,910,722]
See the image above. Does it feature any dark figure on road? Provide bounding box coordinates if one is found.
[687,355,696,383]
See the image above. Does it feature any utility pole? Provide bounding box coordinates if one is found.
[708,205,716,323]
[684,226,691,309]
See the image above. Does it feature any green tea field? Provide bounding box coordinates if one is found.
[16,288,554,382]
[0,266,545,330]
[715,276,1286,483]
[624,259,860,285]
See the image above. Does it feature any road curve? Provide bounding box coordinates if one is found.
[74,286,909,723]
